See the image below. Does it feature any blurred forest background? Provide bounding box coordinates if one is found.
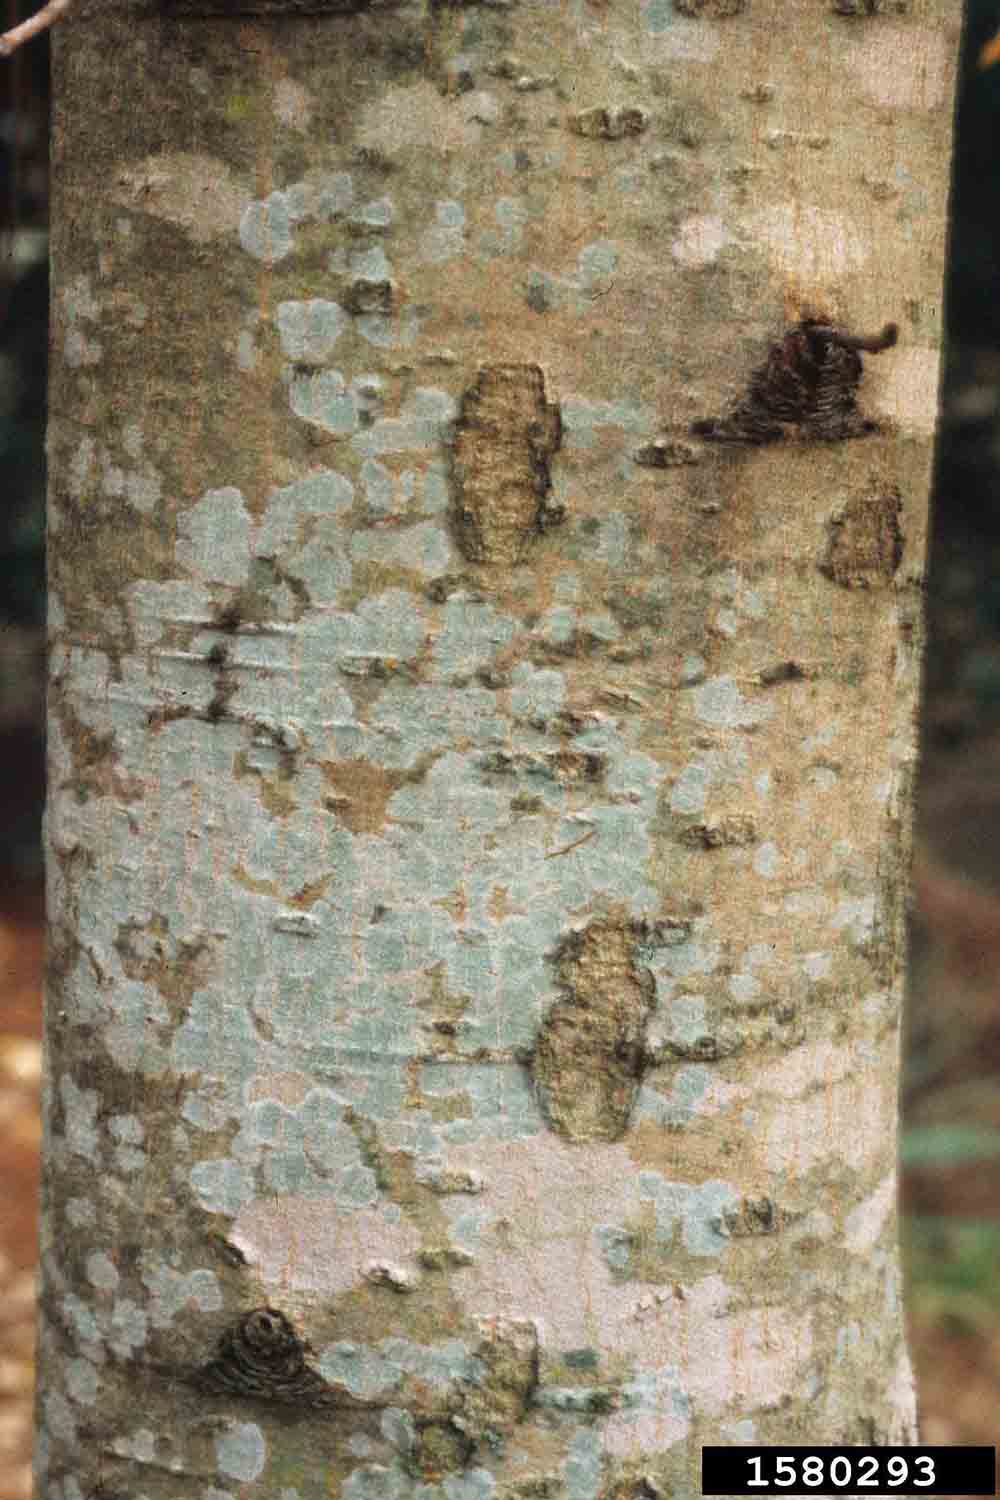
[2,6,1000,1497]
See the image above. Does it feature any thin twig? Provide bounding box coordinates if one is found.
[0,0,72,58]
[544,829,596,860]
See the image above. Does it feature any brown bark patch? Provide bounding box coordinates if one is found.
[601,1469,666,1500]
[720,1194,784,1236]
[530,916,659,1143]
[322,759,406,832]
[634,438,701,468]
[757,659,816,686]
[451,365,563,566]
[460,1317,539,1439]
[822,487,904,588]
[679,814,757,849]
[567,106,649,140]
[412,1420,475,1479]
[673,0,745,13]
[479,748,607,786]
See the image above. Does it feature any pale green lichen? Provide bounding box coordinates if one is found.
[215,1420,267,1482]
[351,521,456,579]
[352,389,457,457]
[277,299,350,364]
[638,1171,741,1257]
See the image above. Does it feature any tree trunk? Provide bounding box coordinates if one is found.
[38,0,959,1494]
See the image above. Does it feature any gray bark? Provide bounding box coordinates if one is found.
[37,0,959,1494]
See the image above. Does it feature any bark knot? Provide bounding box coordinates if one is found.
[692,319,897,445]
[193,1307,342,1408]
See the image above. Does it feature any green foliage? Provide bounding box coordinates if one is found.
[904,1217,1000,1335]
[902,1125,1000,1165]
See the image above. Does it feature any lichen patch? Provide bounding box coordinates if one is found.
[112,153,247,244]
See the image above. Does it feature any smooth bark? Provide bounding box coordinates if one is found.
[37,0,959,1494]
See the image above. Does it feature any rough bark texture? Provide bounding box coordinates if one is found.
[38,0,958,1494]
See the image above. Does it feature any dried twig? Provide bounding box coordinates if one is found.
[0,0,72,57]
